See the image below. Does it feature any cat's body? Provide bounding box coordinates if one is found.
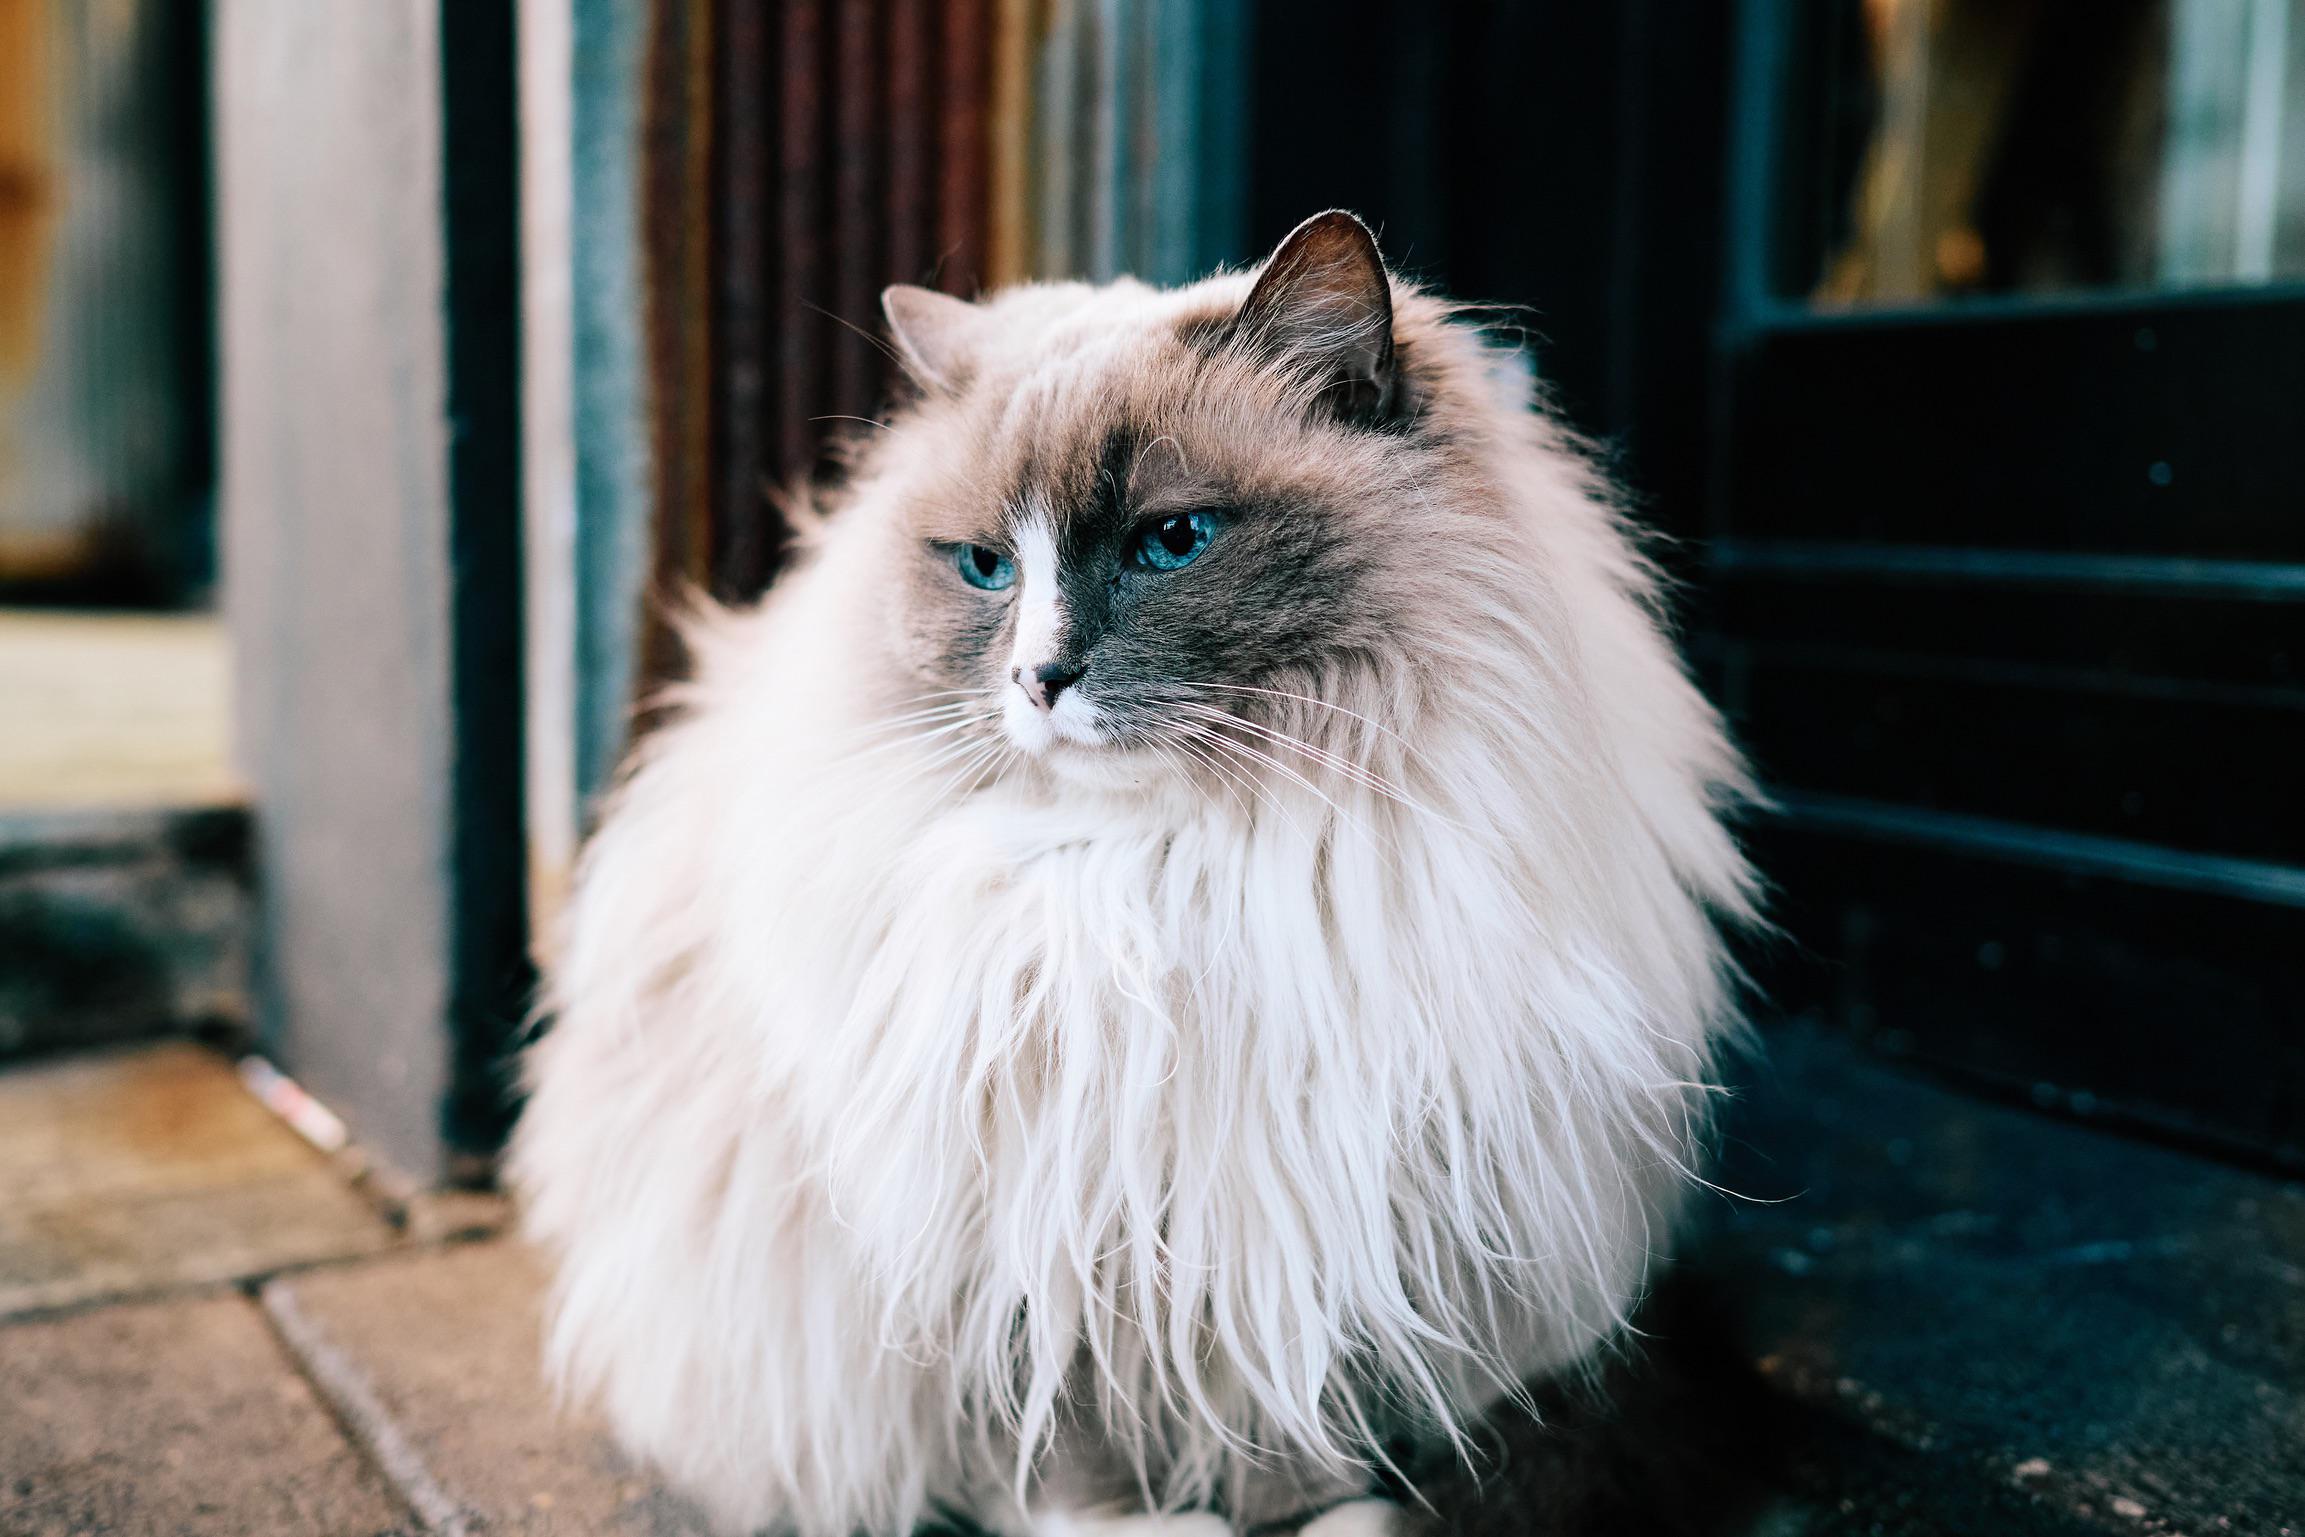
[512,214,1754,1537]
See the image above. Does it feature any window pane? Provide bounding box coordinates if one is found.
[1792,0,2305,307]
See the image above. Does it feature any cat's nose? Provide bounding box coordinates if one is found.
[1012,660,1085,711]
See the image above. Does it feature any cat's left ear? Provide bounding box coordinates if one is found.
[882,285,981,392]
[1229,210,1398,420]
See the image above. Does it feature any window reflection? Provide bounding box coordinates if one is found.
[1801,0,2305,306]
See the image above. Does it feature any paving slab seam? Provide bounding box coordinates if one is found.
[260,1276,475,1536]
[0,1225,516,1331]
[0,1276,257,1331]
[235,1225,499,1289]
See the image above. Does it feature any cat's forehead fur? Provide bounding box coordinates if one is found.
[880,271,1440,546]
[822,216,1553,763]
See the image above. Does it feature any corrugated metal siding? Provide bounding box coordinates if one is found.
[644,0,1248,612]
[533,0,1256,829]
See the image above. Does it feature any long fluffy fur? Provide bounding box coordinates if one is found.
[512,261,1755,1537]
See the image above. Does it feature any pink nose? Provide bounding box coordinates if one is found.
[1012,660,1085,711]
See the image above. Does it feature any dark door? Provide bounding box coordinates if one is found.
[1714,0,2305,1170]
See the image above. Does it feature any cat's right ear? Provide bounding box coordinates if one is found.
[882,285,981,393]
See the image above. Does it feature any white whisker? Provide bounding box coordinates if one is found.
[1165,699,1448,826]
[1164,678,1416,751]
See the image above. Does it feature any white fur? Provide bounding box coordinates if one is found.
[1003,511,1104,752]
[513,320,1754,1536]
[1009,511,1065,682]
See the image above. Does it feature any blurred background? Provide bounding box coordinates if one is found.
[1,2,2300,1534]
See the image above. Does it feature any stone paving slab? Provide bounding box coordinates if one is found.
[5,1034,2288,1535]
[0,1043,397,1318]
[264,1240,712,1536]
[0,1291,408,1536]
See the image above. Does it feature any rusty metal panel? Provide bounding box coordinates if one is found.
[712,0,778,600]
[828,0,886,425]
[886,0,935,289]
[644,0,1000,612]
[629,0,1244,624]
[638,0,716,698]
[937,0,993,295]
[771,0,828,493]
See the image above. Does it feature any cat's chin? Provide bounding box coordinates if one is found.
[1000,698,1168,794]
[1034,739,1174,794]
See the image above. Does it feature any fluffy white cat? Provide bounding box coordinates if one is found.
[512,211,1755,1537]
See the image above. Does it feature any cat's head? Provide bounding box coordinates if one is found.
[866,211,1503,785]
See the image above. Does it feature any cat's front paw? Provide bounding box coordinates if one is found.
[1035,1514,1233,1537]
[1295,1499,1398,1537]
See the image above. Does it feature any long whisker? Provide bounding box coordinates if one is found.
[872,688,1004,717]
[1169,702,1419,807]
[1160,736,1247,822]
[1162,679,1416,750]
[1191,728,1375,846]
[838,707,980,744]
[923,735,1013,806]
[889,691,999,710]
[1178,730,1319,857]
[816,689,1004,765]
[1151,729,1256,830]
[823,714,991,775]
[826,717,1005,803]
[830,697,992,746]
[1167,719,1341,853]
[882,687,1000,709]
[1165,701,1455,831]
[906,728,1007,784]
[1142,737,1248,985]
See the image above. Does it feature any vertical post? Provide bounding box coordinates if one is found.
[521,0,580,925]
[522,0,656,935]
[439,0,530,1165]
[571,0,658,823]
[217,0,527,1183]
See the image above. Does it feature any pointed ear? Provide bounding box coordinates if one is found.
[1230,210,1397,420]
[882,284,981,392]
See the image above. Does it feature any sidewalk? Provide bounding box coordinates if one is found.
[6,1034,2297,1536]
[0,1042,709,1537]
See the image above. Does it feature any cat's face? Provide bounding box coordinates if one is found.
[874,213,1446,780]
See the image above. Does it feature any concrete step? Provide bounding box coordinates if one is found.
[0,805,251,1058]
[0,608,249,1059]
[0,612,238,814]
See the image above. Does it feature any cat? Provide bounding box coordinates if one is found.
[511,210,1756,1537]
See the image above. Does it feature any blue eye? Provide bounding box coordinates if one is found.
[1134,511,1217,571]
[955,543,1016,590]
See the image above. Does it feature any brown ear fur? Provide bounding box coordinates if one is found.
[882,284,981,392]
[1229,210,1398,421]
